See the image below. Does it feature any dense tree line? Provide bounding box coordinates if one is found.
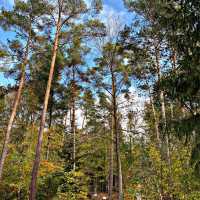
[0,0,199,199]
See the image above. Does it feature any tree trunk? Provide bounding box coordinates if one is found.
[116,126,123,200]
[0,70,25,181]
[108,117,114,200]
[71,66,76,171]
[149,92,164,199]
[155,44,171,166]
[149,93,161,147]
[46,90,53,160]
[111,68,123,200]
[160,91,171,166]
[29,18,61,200]
[154,43,173,198]
[170,103,174,119]
[72,93,76,171]
[155,45,173,195]
[0,34,30,180]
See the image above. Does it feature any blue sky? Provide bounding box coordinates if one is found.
[0,0,132,86]
[104,0,127,12]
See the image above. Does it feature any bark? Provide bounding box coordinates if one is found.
[0,36,30,180]
[155,44,173,193]
[155,44,171,164]
[149,93,161,147]
[111,67,123,200]
[160,91,171,165]
[149,93,164,199]
[170,103,174,119]
[108,117,114,200]
[0,70,25,181]
[45,90,54,160]
[29,17,61,200]
[72,103,76,171]
[81,114,86,130]
[71,66,76,171]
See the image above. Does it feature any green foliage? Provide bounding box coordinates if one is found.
[37,170,89,200]
[0,0,200,199]
[57,171,89,200]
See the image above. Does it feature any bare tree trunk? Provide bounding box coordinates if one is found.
[170,103,174,119]
[72,93,76,171]
[156,47,173,196]
[116,132,123,200]
[149,93,161,147]
[108,118,114,200]
[46,91,53,160]
[29,18,61,200]
[0,35,30,180]
[72,97,76,171]
[111,68,123,200]
[0,70,25,180]
[155,44,171,167]
[81,114,86,130]
[160,91,171,166]
[71,66,76,171]
[149,93,164,199]
[154,43,173,198]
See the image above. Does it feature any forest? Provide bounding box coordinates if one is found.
[0,0,199,199]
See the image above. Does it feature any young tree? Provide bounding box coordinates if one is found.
[64,33,89,171]
[29,0,101,198]
[91,40,131,199]
[30,42,66,160]
[0,0,46,180]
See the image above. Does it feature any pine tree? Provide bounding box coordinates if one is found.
[29,1,101,198]
[0,0,47,181]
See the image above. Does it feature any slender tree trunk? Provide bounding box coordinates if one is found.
[108,118,114,200]
[72,93,76,171]
[155,45,173,195]
[29,18,61,200]
[116,126,123,200]
[170,103,174,119]
[154,43,173,199]
[71,66,76,171]
[111,68,123,200]
[81,113,86,130]
[46,91,53,160]
[160,91,173,193]
[149,93,161,147]
[0,35,30,180]
[149,93,164,199]
[0,70,25,181]
[160,91,171,166]
[155,44,171,166]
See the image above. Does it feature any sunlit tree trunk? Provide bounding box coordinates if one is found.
[111,67,123,200]
[155,44,173,194]
[29,16,61,200]
[149,93,161,147]
[46,91,53,160]
[149,91,164,199]
[108,118,114,200]
[0,36,30,180]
